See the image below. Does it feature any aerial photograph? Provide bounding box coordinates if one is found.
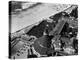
[9,1,78,59]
